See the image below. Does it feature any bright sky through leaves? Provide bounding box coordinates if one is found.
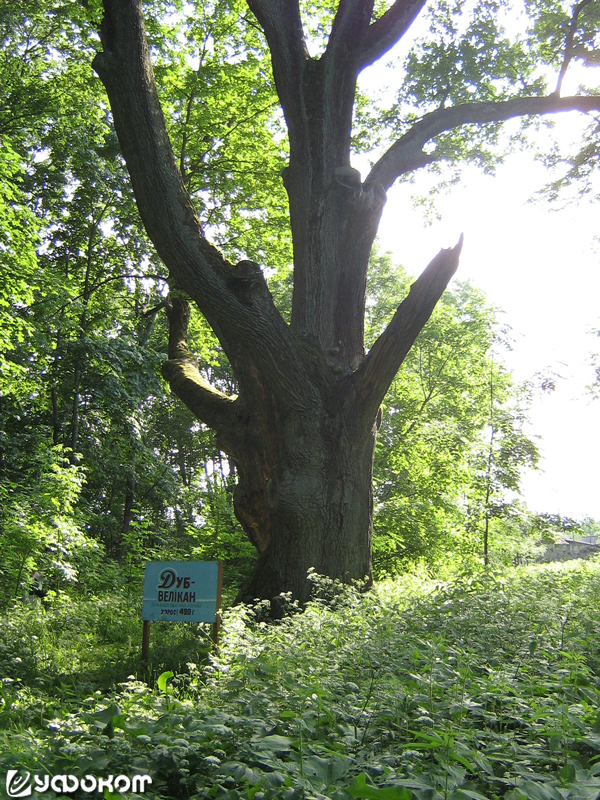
[377,137,600,521]
[346,0,600,521]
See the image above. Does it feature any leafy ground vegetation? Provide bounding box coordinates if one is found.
[1,560,600,800]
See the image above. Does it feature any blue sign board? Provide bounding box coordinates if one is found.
[142,561,221,622]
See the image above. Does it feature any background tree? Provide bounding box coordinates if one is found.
[84,0,600,604]
[465,359,539,567]
[367,252,539,573]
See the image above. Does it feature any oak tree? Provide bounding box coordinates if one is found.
[90,0,600,604]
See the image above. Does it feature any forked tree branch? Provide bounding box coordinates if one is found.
[554,0,594,96]
[313,0,378,168]
[326,0,375,62]
[367,94,600,190]
[352,236,463,422]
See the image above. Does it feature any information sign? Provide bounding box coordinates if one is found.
[142,561,222,622]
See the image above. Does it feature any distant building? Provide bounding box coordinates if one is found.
[537,537,600,563]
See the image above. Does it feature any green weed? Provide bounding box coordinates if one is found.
[1,560,600,799]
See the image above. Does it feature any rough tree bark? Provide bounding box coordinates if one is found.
[92,0,600,605]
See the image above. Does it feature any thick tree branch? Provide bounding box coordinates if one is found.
[92,0,227,283]
[554,0,594,96]
[92,0,319,412]
[245,0,308,135]
[358,0,428,71]
[326,0,374,62]
[317,0,375,167]
[161,294,240,437]
[352,237,463,422]
[367,94,600,190]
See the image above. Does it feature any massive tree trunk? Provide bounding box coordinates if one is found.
[91,0,600,604]
[161,294,382,604]
[232,388,378,604]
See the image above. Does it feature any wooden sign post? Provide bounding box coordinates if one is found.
[141,561,223,671]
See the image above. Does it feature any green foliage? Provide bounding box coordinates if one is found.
[356,0,548,176]
[142,0,291,268]
[526,0,600,70]
[0,447,97,606]
[367,252,539,573]
[523,0,600,201]
[402,0,541,108]
[0,591,213,692]
[0,136,38,393]
[1,561,600,799]
[528,513,584,544]
[0,0,252,590]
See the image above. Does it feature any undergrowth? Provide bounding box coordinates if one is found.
[1,560,600,800]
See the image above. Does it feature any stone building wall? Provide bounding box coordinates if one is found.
[538,541,600,563]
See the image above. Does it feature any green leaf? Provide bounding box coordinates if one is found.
[548,736,562,754]
[303,754,353,784]
[558,762,576,783]
[347,773,412,800]
[581,734,600,752]
[529,638,538,655]
[157,670,174,693]
[92,704,122,724]
[257,734,293,751]
[111,716,148,736]
[511,781,562,800]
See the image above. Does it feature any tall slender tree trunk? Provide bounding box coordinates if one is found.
[70,217,99,463]
[51,329,62,446]
[117,457,136,560]
[483,357,496,568]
